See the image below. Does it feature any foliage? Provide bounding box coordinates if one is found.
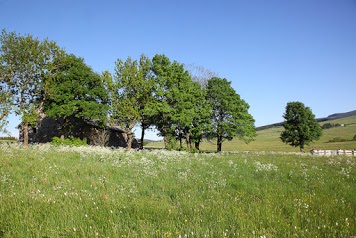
[111,54,153,150]
[0,81,12,133]
[322,123,344,129]
[328,135,356,143]
[150,54,210,151]
[50,136,87,146]
[187,84,212,150]
[184,65,217,150]
[205,77,256,152]
[280,102,322,152]
[328,137,348,143]
[45,54,109,127]
[164,134,179,151]
[0,29,63,144]
[150,54,185,144]
[0,144,355,237]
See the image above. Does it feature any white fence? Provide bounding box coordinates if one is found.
[311,149,355,156]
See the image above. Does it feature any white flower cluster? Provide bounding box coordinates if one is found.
[254,161,278,172]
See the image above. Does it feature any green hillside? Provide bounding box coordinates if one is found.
[146,115,356,152]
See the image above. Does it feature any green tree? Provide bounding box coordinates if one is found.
[185,85,211,151]
[0,82,12,133]
[0,29,63,145]
[280,101,322,152]
[185,65,216,150]
[151,54,202,150]
[206,77,256,152]
[149,54,175,147]
[45,54,109,138]
[111,54,153,150]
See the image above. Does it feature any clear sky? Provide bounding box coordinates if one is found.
[1,0,355,140]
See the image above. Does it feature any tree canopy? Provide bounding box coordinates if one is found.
[150,54,209,150]
[0,29,63,144]
[280,101,322,152]
[44,53,109,132]
[1,30,258,151]
[206,77,256,152]
[110,54,153,150]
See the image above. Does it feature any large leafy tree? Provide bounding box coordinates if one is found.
[185,64,217,150]
[188,84,212,151]
[45,54,109,137]
[280,101,322,152]
[0,29,63,144]
[151,54,201,150]
[206,77,256,152]
[111,54,153,150]
[149,54,175,146]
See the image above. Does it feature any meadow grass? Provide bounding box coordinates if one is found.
[0,144,355,237]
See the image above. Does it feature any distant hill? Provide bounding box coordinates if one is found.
[326,110,356,120]
[143,139,162,143]
[256,110,356,131]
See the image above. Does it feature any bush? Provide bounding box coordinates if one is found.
[165,135,179,151]
[328,137,348,143]
[353,134,356,141]
[51,136,87,146]
[322,123,333,129]
[322,123,343,129]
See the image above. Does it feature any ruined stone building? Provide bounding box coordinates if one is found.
[18,116,130,148]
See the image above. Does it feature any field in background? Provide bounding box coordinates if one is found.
[146,116,356,152]
[0,144,355,237]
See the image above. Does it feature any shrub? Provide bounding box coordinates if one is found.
[50,136,87,146]
[322,123,333,129]
[322,123,343,129]
[165,134,179,151]
[353,134,356,141]
[328,137,348,143]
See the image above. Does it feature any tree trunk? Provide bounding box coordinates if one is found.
[23,122,29,146]
[300,146,304,153]
[185,132,191,151]
[217,136,222,152]
[0,109,9,121]
[140,127,145,150]
[164,135,171,149]
[195,142,200,151]
[127,132,133,151]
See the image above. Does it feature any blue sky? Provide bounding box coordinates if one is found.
[1,0,355,140]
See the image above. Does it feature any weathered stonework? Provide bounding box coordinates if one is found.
[18,116,129,148]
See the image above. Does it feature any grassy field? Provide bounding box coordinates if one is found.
[147,116,356,152]
[0,144,355,237]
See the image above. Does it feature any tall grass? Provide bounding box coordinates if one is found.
[0,144,355,237]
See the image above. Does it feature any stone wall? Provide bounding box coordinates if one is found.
[18,116,128,148]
